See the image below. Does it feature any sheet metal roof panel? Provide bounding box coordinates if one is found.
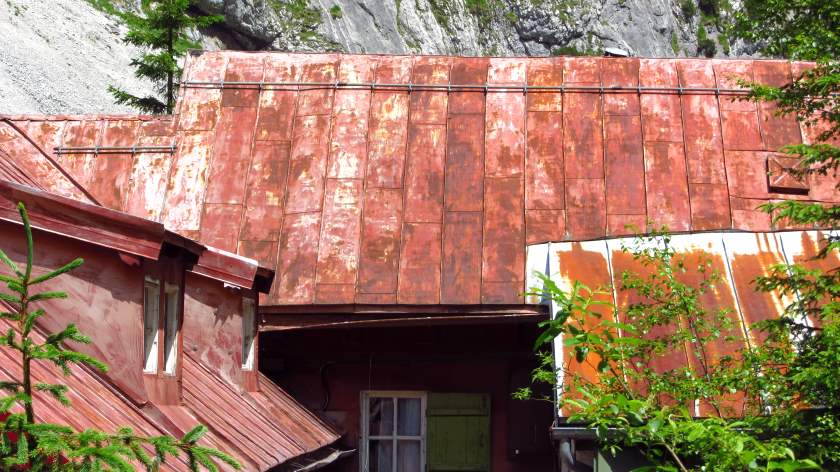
[0,120,96,203]
[0,316,195,471]
[3,54,838,306]
[0,180,166,260]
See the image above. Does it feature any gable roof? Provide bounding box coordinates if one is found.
[0,180,338,470]
[2,52,839,306]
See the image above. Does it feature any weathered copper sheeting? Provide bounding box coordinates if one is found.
[2,54,839,306]
[533,230,834,416]
[0,179,273,292]
[180,354,340,471]
[192,245,275,292]
[0,179,169,260]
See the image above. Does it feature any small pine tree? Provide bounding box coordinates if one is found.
[108,0,222,114]
[0,203,240,471]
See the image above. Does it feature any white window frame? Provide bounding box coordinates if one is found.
[142,278,161,373]
[241,298,256,370]
[162,283,180,375]
[360,391,426,472]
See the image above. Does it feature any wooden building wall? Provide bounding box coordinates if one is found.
[262,322,554,472]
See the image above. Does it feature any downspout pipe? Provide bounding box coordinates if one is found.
[558,438,593,472]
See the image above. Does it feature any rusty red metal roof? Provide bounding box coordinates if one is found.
[0,179,274,292]
[0,119,97,203]
[0,182,337,470]
[0,314,338,471]
[2,53,838,306]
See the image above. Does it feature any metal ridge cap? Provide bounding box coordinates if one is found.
[187,49,813,63]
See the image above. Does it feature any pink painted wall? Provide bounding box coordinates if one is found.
[0,221,147,404]
[183,273,249,389]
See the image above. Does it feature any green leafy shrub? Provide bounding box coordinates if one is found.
[329,4,342,19]
[518,228,828,470]
[696,25,716,57]
[680,0,697,18]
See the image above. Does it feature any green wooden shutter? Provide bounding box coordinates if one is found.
[426,393,491,472]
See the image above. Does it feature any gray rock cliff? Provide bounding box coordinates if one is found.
[0,0,748,114]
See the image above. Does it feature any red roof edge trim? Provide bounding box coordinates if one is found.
[191,246,275,293]
[0,180,170,260]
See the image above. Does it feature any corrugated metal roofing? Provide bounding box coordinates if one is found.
[2,53,839,307]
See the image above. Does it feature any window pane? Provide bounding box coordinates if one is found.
[242,298,256,370]
[163,285,180,375]
[143,280,160,373]
[368,439,393,472]
[369,397,394,436]
[397,398,421,436]
[397,440,421,472]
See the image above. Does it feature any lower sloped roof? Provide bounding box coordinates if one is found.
[0,313,339,471]
[0,179,338,469]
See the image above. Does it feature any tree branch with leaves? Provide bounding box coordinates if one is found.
[517,231,822,471]
[107,0,222,114]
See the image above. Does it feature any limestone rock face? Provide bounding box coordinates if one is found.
[196,0,748,58]
[0,0,750,114]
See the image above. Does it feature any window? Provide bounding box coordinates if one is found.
[143,278,181,376]
[241,298,256,370]
[162,284,180,375]
[143,278,160,373]
[361,392,425,472]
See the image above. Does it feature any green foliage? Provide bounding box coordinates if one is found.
[734,9,840,466]
[731,0,840,60]
[427,0,454,34]
[0,203,240,471]
[717,32,730,55]
[680,0,697,18]
[465,0,504,28]
[696,25,716,57]
[329,4,342,19]
[268,0,327,45]
[670,31,681,56]
[519,229,832,470]
[551,44,599,57]
[698,0,723,16]
[106,0,222,114]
